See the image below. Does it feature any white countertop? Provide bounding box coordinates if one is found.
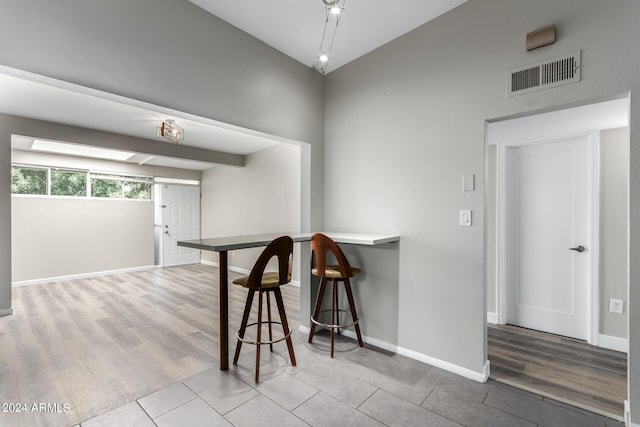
[178,231,400,252]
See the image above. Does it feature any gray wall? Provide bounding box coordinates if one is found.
[600,127,629,339]
[200,143,301,280]
[486,145,497,315]
[0,119,9,315]
[324,1,640,403]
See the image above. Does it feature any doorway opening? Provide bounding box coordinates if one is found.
[485,96,630,420]
[153,179,201,267]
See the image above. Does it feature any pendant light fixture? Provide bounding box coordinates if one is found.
[314,0,346,74]
[157,119,184,143]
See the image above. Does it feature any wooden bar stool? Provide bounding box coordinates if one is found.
[232,235,296,382]
[308,233,364,357]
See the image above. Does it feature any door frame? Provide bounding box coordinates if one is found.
[154,179,201,268]
[494,131,600,344]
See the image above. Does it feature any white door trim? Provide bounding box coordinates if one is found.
[494,131,600,344]
[161,184,201,267]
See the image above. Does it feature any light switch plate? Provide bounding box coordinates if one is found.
[462,175,475,192]
[460,210,472,227]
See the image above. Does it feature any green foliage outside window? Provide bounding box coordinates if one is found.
[91,177,122,198]
[124,181,152,199]
[11,166,47,195]
[51,169,86,197]
[12,165,152,200]
[91,175,152,200]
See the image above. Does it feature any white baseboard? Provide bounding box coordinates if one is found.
[625,400,639,426]
[598,334,628,353]
[200,260,300,286]
[483,360,491,382]
[0,308,13,317]
[487,312,498,324]
[299,325,487,383]
[11,265,155,287]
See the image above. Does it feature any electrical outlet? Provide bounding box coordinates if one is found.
[609,298,624,314]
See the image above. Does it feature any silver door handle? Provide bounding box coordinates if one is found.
[569,245,585,252]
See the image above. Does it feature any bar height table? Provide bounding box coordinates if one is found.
[178,232,399,370]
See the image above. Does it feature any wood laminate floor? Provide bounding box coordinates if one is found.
[0,264,299,427]
[488,324,627,421]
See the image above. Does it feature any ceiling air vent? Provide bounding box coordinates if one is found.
[508,50,581,97]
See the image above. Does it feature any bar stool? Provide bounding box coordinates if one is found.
[308,233,364,357]
[232,235,297,382]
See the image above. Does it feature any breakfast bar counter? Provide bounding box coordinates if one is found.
[178,231,400,370]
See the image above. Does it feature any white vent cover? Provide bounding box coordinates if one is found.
[508,50,581,96]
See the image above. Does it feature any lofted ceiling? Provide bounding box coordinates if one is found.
[189,0,467,74]
[3,1,467,169]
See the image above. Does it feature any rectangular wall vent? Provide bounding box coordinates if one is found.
[508,50,581,97]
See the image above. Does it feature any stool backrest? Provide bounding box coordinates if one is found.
[310,233,354,278]
[246,235,293,289]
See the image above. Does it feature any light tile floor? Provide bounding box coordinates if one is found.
[78,331,625,427]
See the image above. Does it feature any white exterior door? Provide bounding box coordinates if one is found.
[162,184,200,267]
[506,136,593,340]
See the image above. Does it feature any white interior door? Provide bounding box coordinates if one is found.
[506,136,593,340]
[162,184,200,267]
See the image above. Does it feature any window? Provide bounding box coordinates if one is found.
[91,174,152,200]
[51,169,87,197]
[11,166,47,195]
[11,165,153,200]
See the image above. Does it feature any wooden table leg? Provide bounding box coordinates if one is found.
[219,250,229,370]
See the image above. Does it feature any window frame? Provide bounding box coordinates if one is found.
[10,164,154,201]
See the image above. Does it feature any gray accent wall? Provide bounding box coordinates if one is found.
[600,127,629,339]
[0,118,10,315]
[323,2,640,415]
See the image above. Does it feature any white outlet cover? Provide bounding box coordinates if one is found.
[609,298,624,314]
[460,210,472,227]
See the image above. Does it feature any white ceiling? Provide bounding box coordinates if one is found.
[189,0,467,74]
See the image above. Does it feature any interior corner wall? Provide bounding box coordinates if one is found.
[600,127,630,339]
[486,144,497,316]
[324,0,640,383]
[0,118,11,315]
[200,143,302,280]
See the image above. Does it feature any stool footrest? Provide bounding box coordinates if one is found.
[236,321,292,346]
[310,308,360,329]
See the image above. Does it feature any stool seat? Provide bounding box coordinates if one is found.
[233,273,292,288]
[312,266,361,279]
[233,236,296,383]
[308,233,364,358]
